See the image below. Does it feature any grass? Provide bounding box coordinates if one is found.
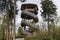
[24,27,60,40]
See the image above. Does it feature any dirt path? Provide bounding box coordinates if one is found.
[15,38,24,40]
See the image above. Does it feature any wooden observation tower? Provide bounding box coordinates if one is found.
[21,3,39,37]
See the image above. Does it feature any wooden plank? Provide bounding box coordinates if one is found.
[25,9,34,11]
[22,10,38,19]
[21,20,39,29]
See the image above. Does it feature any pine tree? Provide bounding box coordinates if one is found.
[41,0,57,39]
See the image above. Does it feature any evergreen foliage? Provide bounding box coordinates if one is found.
[41,0,57,21]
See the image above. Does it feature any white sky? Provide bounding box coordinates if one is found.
[16,0,60,25]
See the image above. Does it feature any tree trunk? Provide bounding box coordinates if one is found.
[13,0,16,40]
[48,13,50,36]
[2,15,5,40]
[6,0,10,40]
[48,13,52,39]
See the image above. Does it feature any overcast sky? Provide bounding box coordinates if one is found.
[16,0,60,25]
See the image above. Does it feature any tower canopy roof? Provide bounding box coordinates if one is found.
[21,3,38,11]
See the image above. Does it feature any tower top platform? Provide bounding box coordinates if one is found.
[21,3,38,11]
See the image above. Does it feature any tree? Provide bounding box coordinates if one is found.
[0,0,18,40]
[0,0,6,11]
[20,0,26,2]
[0,14,7,40]
[41,0,57,39]
[6,0,26,40]
[0,0,26,40]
